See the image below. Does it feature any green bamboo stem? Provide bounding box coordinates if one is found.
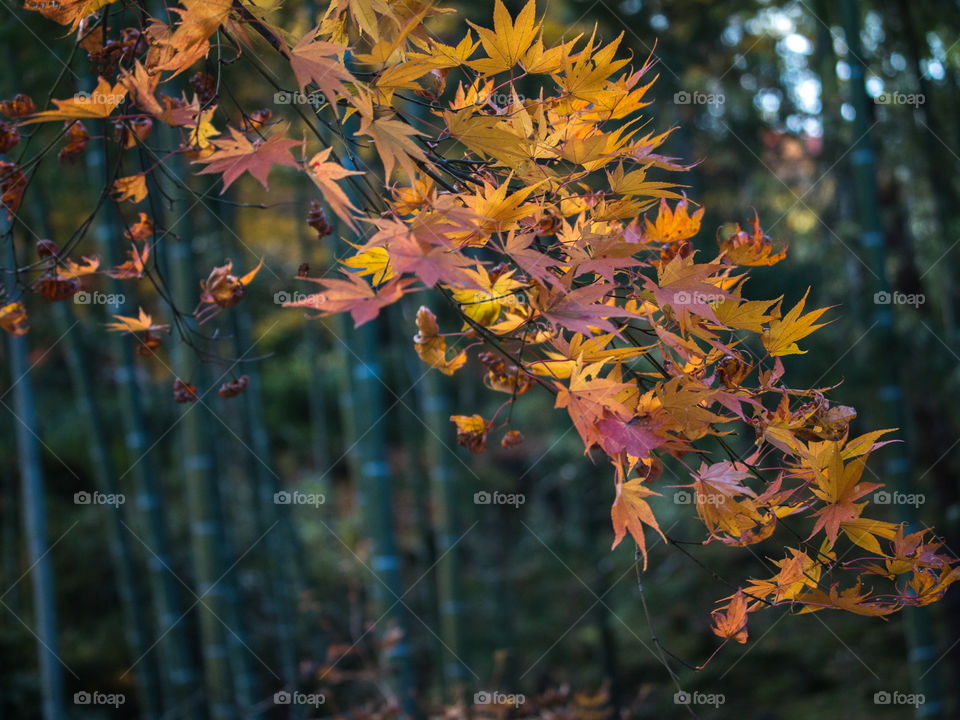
[54,301,163,720]
[2,219,65,720]
[93,124,199,714]
[164,218,238,720]
[841,1,944,716]
[418,369,467,700]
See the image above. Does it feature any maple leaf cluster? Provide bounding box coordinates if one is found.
[6,0,955,652]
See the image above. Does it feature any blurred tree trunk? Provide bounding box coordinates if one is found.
[2,220,65,720]
[841,2,944,717]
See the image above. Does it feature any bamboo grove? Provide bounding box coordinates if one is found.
[0,0,957,716]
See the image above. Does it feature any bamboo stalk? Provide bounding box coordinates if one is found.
[2,218,65,720]
[840,2,944,716]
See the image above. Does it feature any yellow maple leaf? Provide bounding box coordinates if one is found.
[342,246,395,283]
[467,0,539,75]
[761,288,832,356]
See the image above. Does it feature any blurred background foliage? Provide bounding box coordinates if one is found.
[2,0,959,718]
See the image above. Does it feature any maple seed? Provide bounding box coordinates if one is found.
[36,239,61,259]
[307,200,333,238]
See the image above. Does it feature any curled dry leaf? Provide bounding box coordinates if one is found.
[0,302,29,336]
[450,414,489,454]
[199,258,264,309]
[173,378,198,403]
[501,430,524,448]
[413,306,466,376]
[218,375,250,398]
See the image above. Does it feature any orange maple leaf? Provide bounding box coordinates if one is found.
[610,476,665,569]
[711,590,749,643]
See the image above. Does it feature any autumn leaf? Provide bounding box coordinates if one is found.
[59,256,100,279]
[761,288,832,357]
[305,148,363,229]
[106,307,169,334]
[285,272,415,326]
[719,213,787,266]
[112,174,149,204]
[146,0,233,77]
[286,29,356,103]
[808,445,881,546]
[108,243,150,279]
[467,0,539,75]
[21,78,126,124]
[643,197,704,244]
[357,114,427,180]
[711,590,749,643]
[24,0,116,30]
[342,246,395,283]
[796,582,900,617]
[193,124,300,193]
[610,476,665,569]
